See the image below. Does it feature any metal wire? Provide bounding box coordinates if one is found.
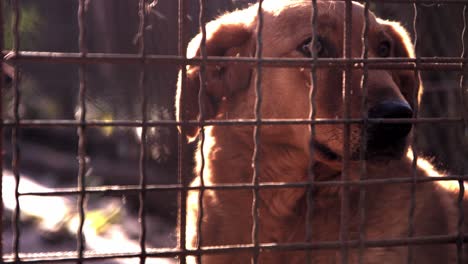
[3,234,468,263]
[196,0,208,263]
[313,0,468,2]
[1,1,467,263]
[252,1,264,263]
[137,0,148,263]
[1,117,465,128]
[358,1,370,263]
[407,3,421,264]
[76,0,88,263]
[305,0,318,263]
[0,0,4,259]
[457,4,468,264]
[177,0,189,263]
[8,51,468,70]
[340,1,353,263]
[12,174,468,197]
[11,0,21,262]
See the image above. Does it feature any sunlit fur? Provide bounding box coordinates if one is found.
[407,149,468,193]
[176,1,468,263]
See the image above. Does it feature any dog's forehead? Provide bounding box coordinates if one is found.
[264,1,380,30]
[260,1,385,55]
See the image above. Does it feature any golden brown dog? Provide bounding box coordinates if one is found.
[176,1,467,263]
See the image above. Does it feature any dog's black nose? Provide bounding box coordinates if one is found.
[367,100,413,143]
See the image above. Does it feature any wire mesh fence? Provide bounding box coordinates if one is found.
[0,0,467,263]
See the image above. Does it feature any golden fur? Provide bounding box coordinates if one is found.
[176,1,468,263]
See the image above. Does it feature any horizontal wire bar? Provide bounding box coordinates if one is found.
[3,234,468,263]
[3,1,466,262]
[3,51,468,70]
[0,117,464,128]
[2,1,465,263]
[345,0,468,2]
[17,175,468,197]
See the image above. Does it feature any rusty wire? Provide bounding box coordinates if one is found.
[137,0,149,263]
[76,0,88,263]
[196,0,208,263]
[252,0,264,263]
[457,4,468,264]
[0,117,465,127]
[305,0,318,263]
[0,0,4,259]
[7,51,468,70]
[177,0,189,263]
[11,174,468,197]
[408,3,421,263]
[3,234,468,263]
[358,1,370,263]
[340,1,353,263]
[11,0,21,262]
[1,0,468,263]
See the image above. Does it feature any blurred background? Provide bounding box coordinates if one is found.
[1,0,467,263]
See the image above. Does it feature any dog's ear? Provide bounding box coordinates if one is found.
[382,20,422,109]
[176,19,254,142]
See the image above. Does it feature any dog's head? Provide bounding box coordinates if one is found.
[176,1,420,167]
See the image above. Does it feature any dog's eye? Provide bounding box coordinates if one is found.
[298,37,324,57]
[377,41,391,57]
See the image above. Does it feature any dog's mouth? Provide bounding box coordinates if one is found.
[352,140,408,161]
[310,140,342,162]
[362,136,408,160]
[311,135,409,164]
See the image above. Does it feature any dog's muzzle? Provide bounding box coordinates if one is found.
[366,100,413,158]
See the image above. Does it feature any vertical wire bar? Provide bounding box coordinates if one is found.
[196,0,207,263]
[462,7,468,142]
[0,0,4,259]
[306,0,318,263]
[358,1,370,263]
[252,1,264,263]
[177,0,188,263]
[11,0,21,261]
[457,5,467,264]
[137,0,148,263]
[77,0,88,263]
[341,1,353,263]
[407,3,420,264]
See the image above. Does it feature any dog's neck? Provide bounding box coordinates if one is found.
[308,158,419,213]
[197,126,310,217]
[195,127,422,245]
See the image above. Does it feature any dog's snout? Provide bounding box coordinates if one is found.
[369,100,413,119]
[368,100,413,143]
